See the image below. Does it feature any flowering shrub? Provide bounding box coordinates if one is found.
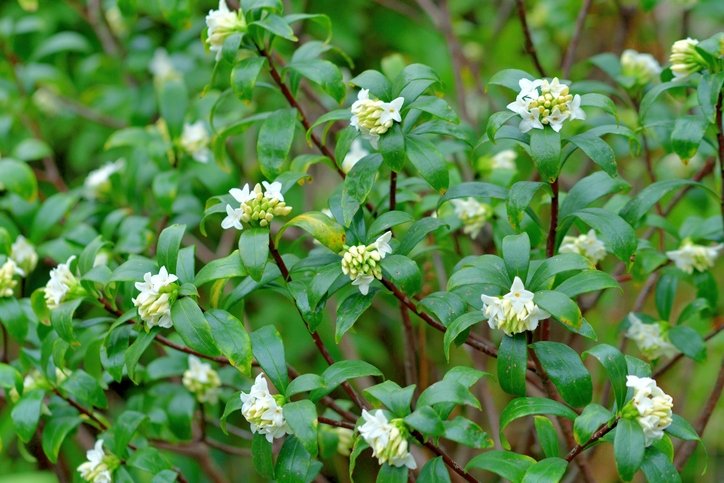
[0,0,722,482]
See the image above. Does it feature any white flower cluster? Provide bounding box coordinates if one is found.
[132,266,178,330]
[491,149,517,170]
[77,440,116,483]
[183,356,222,404]
[222,181,291,231]
[451,198,493,239]
[358,409,416,469]
[666,239,722,274]
[11,235,38,275]
[342,138,370,174]
[481,277,549,336]
[670,38,706,79]
[239,374,290,443]
[44,256,82,309]
[620,49,661,85]
[625,314,677,361]
[625,375,673,446]
[149,48,180,84]
[559,229,607,264]
[205,0,247,61]
[0,258,23,297]
[85,159,125,200]
[340,232,393,295]
[180,121,212,164]
[350,89,404,147]
[507,77,585,133]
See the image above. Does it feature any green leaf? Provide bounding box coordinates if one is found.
[0,159,38,201]
[195,250,246,286]
[417,378,480,409]
[559,171,629,219]
[252,433,275,479]
[584,344,628,410]
[379,123,406,171]
[310,360,382,401]
[12,390,45,443]
[286,374,323,397]
[283,401,318,457]
[408,96,458,122]
[465,450,535,482]
[206,309,252,375]
[60,370,107,409]
[567,208,636,261]
[498,334,528,396]
[12,139,52,161]
[275,436,322,482]
[417,457,451,483]
[486,111,518,140]
[619,179,715,227]
[158,78,188,139]
[502,233,531,281]
[566,132,617,176]
[277,211,346,252]
[640,447,681,483]
[655,273,678,321]
[364,381,415,417]
[170,298,220,357]
[443,417,493,448]
[125,330,156,383]
[42,415,81,463]
[50,298,83,344]
[78,236,108,275]
[671,116,707,163]
[251,14,298,41]
[231,56,267,100]
[529,129,561,182]
[0,363,21,390]
[111,257,158,282]
[110,411,147,457]
[534,291,581,329]
[555,271,619,298]
[500,397,577,449]
[394,63,440,103]
[127,447,172,474]
[507,181,550,230]
[615,418,645,480]
[488,69,534,91]
[573,404,611,445]
[288,59,345,103]
[669,325,706,362]
[639,80,692,118]
[406,135,448,192]
[532,342,592,407]
[443,312,481,360]
[341,154,383,226]
[239,227,269,282]
[404,406,445,437]
[368,211,414,237]
[665,414,699,441]
[250,325,288,392]
[527,253,592,291]
[376,464,408,483]
[438,182,507,207]
[156,224,185,274]
[257,108,297,179]
[396,217,446,255]
[350,70,392,99]
[521,457,568,483]
[335,291,374,342]
[30,192,78,243]
[534,416,560,458]
[381,255,421,295]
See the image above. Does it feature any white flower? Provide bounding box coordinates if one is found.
[625,376,673,446]
[77,440,114,483]
[350,89,404,147]
[372,232,393,258]
[342,138,370,173]
[666,240,722,274]
[481,277,549,336]
[491,149,517,170]
[625,314,677,361]
[222,182,292,230]
[351,274,376,296]
[358,409,416,469]
[149,48,179,83]
[229,184,254,204]
[507,77,583,133]
[340,233,393,295]
[621,49,661,85]
[10,235,38,274]
[262,181,284,202]
[132,266,178,330]
[559,229,607,264]
[180,121,212,164]
[206,0,247,61]
[44,256,80,309]
[183,356,221,404]
[221,204,244,230]
[451,198,492,238]
[84,160,124,199]
[0,259,22,297]
[670,38,705,79]
[240,374,290,442]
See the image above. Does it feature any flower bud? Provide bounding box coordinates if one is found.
[670,38,706,79]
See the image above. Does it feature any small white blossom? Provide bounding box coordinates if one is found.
[451,198,492,239]
[11,235,38,274]
[44,256,81,309]
[481,277,549,336]
[240,374,290,442]
[621,49,661,85]
[221,182,292,231]
[358,409,416,469]
[206,0,247,61]
[261,181,284,202]
[625,376,673,446]
[221,204,244,231]
[132,266,178,330]
[0,259,23,297]
[491,149,517,170]
[350,89,404,147]
[342,138,370,173]
[670,38,705,79]
[149,48,179,83]
[180,121,212,164]
[507,77,584,133]
[340,232,393,295]
[625,314,677,361]
[84,160,124,200]
[666,239,722,274]
[77,440,115,483]
[183,356,222,404]
[559,229,607,264]
[372,231,393,258]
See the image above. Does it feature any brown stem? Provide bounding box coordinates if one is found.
[400,306,418,388]
[653,326,723,379]
[318,417,355,430]
[566,419,619,462]
[561,0,593,78]
[412,431,478,483]
[546,178,559,258]
[674,359,724,470]
[389,171,398,211]
[716,92,724,228]
[515,0,546,77]
[54,389,108,430]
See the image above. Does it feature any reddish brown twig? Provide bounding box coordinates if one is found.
[413,430,478,483]
[515,0,546,77]
[561,0,593,78]
[653,326,723,379]
[318,417,355,430]
[566,419,618,462]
